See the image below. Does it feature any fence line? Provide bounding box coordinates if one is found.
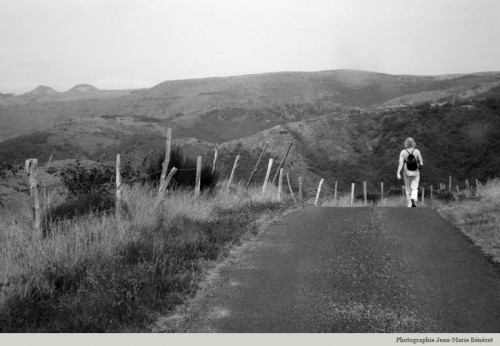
[1,123,489,222]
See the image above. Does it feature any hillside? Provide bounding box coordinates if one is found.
[2,70,500,142]
[214,96,500,196]
[2,70,500,201]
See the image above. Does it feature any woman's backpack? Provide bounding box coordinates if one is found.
[405,149,419,171]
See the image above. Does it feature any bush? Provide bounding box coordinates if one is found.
[145,145,219,192]
[59,160,115,197]
[435,189,454,202]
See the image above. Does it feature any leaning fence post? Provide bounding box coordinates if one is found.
[158,127,172,193]
[456,185,460,193]
[351,183,355,205]
[465,179,470,190]
[155,167,178,207]
[262,158,273,196]
[363,181,367,206]
[227,154,240,191]
[212,144,218,175]
[272,141,293,185]
[116,154,122,221]
[195,156,202,197]
[298,176,303,202]
[334,181,338,201]
[25,159,41,232]
[277,168,284,202]
[246,142,268,189]
[286,172,297,203]
[315,179,324,206]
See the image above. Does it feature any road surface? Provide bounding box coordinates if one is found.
[153,207,500,332]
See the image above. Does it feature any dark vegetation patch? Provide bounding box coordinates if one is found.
[145,145,219,192]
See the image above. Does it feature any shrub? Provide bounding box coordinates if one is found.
[145,145,219,192]
[59,160,115,197]
[435,189,454,202]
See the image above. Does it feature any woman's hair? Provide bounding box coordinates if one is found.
[404,137,416,149]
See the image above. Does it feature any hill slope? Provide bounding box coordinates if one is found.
[2,70,500,142]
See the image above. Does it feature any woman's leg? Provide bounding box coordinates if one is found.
[404,175,412,207]
[410,174,420,203]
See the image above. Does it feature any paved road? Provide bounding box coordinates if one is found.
[155,207,500,333]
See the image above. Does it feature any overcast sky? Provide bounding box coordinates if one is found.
[1,0,499,94]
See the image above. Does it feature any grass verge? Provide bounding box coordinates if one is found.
[435,179,500,263]
[0,181,291,332]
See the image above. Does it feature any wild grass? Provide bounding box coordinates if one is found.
[436,179,500,263]
[0,180,289,332]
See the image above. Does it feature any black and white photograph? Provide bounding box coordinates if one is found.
[0,0,499,342]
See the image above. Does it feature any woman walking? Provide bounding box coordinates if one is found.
[397,137,424,207]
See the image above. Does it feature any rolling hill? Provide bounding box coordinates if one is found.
[2,70,500,142]
[1,70,500,200]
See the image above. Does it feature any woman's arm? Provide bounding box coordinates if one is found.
[397,157,403,180]
[418,150,424,168]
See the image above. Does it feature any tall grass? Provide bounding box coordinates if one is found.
[436,179,500,263]
[0,181,289,332]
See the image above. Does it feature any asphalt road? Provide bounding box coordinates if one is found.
[155,207,500,333]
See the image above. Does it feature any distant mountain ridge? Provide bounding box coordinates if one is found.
[1,69,500,143]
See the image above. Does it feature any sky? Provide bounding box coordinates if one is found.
[1,0,500,94]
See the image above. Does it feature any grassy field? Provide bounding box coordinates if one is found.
[0,181,292,332]
[436,179,500,264]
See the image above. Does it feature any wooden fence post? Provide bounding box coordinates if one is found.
[116,154,122,221]
[246,142,268,189]
[475,179,479,190]
[315,179,324,206]
[277,168,284,202]
[430,185,433,200]
[465,179,470,190]
[351,183,355,205]
[298,176,303,202]
[401,185,405,197]
[286,172,297,203]
[25,159,41,232]
[227,154,240,191]
[262,158,273,196]
[381,181,384,201]
[212,144,218,175]
[155,167,178,207]
[158,128,172,193]
[421,186,425,206]
[456,185,460,193]
[272,141,293,185]
[363,181,367,206]
[449,176,452,192]
[195,156,202,197]
[334,181,338,201]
